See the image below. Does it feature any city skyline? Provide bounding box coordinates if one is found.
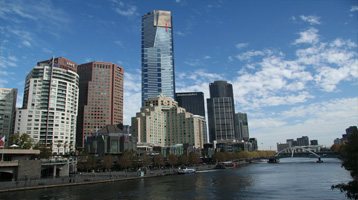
[0,0,357,150]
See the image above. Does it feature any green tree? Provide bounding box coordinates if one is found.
[168,154,178,167]
[78,153,97,172]
[118,150,134,171]
[178,154,189,165]
[212,152,226,162]
[8,133,34,149]
[188,151,200,164]
[33,142,52,159]
[101,155,114,171]
[332,131,358,199]
[153,154,165,168]
[140,154,151,168]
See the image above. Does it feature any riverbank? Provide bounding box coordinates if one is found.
[0,160,254,193]
[0,164,218,193]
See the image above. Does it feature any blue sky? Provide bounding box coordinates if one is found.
[1,0,357,150]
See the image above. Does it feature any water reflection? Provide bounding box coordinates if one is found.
[0,158,351,200]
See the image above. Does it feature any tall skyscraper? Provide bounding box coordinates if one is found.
[15,57,79,154]
[207,81,237,142]
[0,87,17,144]
[175,92,205,117]
[76,61,124,148]
[235,112,249,141]
[141,10,175,106]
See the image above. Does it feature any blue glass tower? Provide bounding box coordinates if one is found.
[141,10,175,106]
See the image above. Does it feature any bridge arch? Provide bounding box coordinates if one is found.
[275,146,321,158]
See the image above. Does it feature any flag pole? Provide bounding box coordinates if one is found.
[1,136,5,162]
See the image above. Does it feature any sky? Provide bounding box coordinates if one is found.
[0,0,357,150]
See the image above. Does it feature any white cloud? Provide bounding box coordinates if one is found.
[22,40,31,47]
[236,50,265,61]
[300,15,321,25]
[184,58,204,67]
[204,56,211,59]
[294,27,319,45]
[123,71,141,125]
[113,1,139,17]
[350,6,358,12]
[235,43,249,49]
[114,41,123,47]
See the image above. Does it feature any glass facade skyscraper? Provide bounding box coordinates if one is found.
[235,112,249,141]
[141,10,175,106]
[207,81,237,142]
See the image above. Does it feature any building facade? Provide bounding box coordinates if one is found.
[207,81,237,142]
[0,88,17,143]
[235,112,249,141]
[141,10,175,106]
[132,95,205,148]
[15,57,79,154]
[76,61,124,148]
[175,92,206,117]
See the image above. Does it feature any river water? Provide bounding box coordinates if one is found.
[1,158,352,200]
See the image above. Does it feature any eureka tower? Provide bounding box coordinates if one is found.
[141,10,175,106]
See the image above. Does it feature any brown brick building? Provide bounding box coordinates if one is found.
[76,61,124,148]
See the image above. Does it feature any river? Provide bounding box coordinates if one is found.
[1,158,352,200]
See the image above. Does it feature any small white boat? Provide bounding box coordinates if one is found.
[177,168,196,174]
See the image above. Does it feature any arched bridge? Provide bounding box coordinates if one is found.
[270,146,327,163]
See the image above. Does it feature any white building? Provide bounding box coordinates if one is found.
[15,57,79,155]
[132,95,205,149]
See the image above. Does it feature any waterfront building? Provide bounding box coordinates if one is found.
[297,136,309,146]
[0,88,17,143]
[175,92,207,143]
[235,112,249,141]
[141,10,175,106]
[85,125,136,158]
[310,140,318,145]
[14,57,79,154]
[207,81,237,142]
[132,95,205,148]
[76,61,124,148]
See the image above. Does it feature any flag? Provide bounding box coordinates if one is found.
[102,135,105,141]
[0,136,5,148]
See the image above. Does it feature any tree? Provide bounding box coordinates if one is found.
[101,155,114,171]
[8,133,34,149]
[140,154,151,168]
[117,150,136,170]
[77,153,97,172]
[168,154,178,167]
[188,151,200,165]
[153,154,165,168]
[33,142,52,159]
[332,131,358,199]
[212,152,226,162]
[178,154,189,165]
[330,144,341,153]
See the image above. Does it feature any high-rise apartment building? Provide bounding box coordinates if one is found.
[132,95,204,148]
[141,10,175,106]
[235,112,249,141]
[0,88,17,143]
[207,81,237,142]
[76,61,124,148]
[15,57,79,154]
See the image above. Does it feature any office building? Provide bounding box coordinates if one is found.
[235,112,249,141]
[15,57,79,154]
[76,61,124,148]
[175,92,207,143]
[207,81,237,142]
[297,136,309,146]
[141,10,175,105]
[0,88,17,143]
[132,95,205,148]
[175,92,205,117]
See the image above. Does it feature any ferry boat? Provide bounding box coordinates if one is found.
[177,168,196,174]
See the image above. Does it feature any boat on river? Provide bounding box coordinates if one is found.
[268,157,280,163]
[177,168,196,174]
